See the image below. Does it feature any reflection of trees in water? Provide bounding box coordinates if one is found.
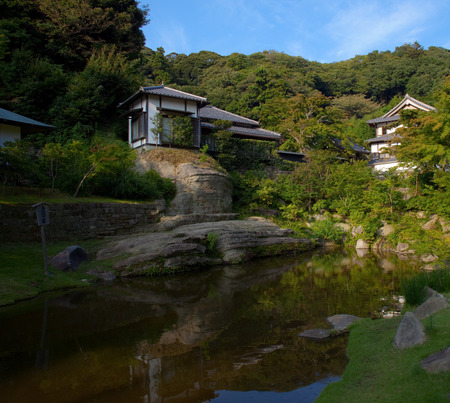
[0,249,419,402]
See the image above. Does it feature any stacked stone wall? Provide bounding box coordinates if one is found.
[0,201,165,242]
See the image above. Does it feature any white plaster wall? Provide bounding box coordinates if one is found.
[161,97,186,112]
[373,161,400,171]
[0,124,21,146]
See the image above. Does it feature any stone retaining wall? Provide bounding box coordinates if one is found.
[0,201,165,242]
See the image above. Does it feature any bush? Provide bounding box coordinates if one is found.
[310,219,345,243]
[401,267,450,305]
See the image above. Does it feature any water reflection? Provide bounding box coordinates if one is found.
[0,249,419,402]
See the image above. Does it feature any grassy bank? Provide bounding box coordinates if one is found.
[317,304,450,402]
[0,239,109,306]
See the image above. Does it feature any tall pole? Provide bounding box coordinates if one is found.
[41,225,49,276]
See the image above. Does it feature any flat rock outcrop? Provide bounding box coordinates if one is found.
[96,218,314,276]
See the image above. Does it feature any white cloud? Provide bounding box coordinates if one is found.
[158,22,189,55]
[325,1,436,60]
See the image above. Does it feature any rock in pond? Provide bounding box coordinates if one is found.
[298,328,331,340]
[327,314,361,330]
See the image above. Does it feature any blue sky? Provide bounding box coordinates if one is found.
[140,0,450,63]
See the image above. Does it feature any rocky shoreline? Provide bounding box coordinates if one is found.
[95,216,315,277]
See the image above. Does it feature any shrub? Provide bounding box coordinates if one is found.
[401,267,450,305]
[310,219,345,243]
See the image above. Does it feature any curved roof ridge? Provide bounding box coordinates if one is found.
[383,94,436,117]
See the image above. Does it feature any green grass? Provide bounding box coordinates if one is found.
[0,239,110,306]
[0,186,152,205]
[317,306,450,402]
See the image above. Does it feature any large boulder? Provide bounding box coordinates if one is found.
[355,239,369,250]
[136,149,232,216]
[50,245,87,271]
[393,312,426,349]
[414,296,449,320]
[422,215,439,230]
[420,347,450,373]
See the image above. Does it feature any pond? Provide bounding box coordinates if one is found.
[0,248,419,403]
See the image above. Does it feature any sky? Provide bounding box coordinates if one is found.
[140,0,450,63]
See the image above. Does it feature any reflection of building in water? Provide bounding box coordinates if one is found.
[130,351,217,403]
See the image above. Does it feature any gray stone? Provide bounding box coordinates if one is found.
[397,243,409,253]
[50,245,87,271]
[355,239,369,249]
[424,286,441,299]
[422,216,439,230]
[137,150,233,216]
[327,314,361,330]
[414,296,449,320]
[298,328,331,340]
[420,347,450,373]
[393,312,426,349]
[439,218,450,233]
[87,270,116,281]
[336,223,351,232]
[352,225,364,237]
[421,253,438,263]
[377,224,395,237]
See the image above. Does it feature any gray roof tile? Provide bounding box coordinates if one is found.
[366,133,402,143]
[366,114,400,125]
[0,107,56,134]
[201,122,281,140]
[199,105,260,126]
[141,85,208,103]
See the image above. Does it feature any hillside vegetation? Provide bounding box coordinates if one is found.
[1,1,449,263]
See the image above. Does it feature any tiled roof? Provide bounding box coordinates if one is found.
[332,137,369,154]
[201,122,281,140]
[384,94,436,117]
[366,114,400,125]
[199,105,260,126]
[366,133,401,143]
[367,95,436,126]
[141,85,208,103]
[118,85,208,108]
[0,107,56,134]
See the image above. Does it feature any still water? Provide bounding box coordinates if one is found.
[0,249,418,403]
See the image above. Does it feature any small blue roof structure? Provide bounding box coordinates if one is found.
[0,107,56,135]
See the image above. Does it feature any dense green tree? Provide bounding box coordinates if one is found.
[51,46,141,140]
[395,77,449,171]
[0,48,67,122]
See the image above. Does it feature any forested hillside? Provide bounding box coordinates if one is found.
[1,0,449,146]
[1,1,449,260]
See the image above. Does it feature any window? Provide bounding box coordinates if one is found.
[161,117,173,143]
[131,113,145,142]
